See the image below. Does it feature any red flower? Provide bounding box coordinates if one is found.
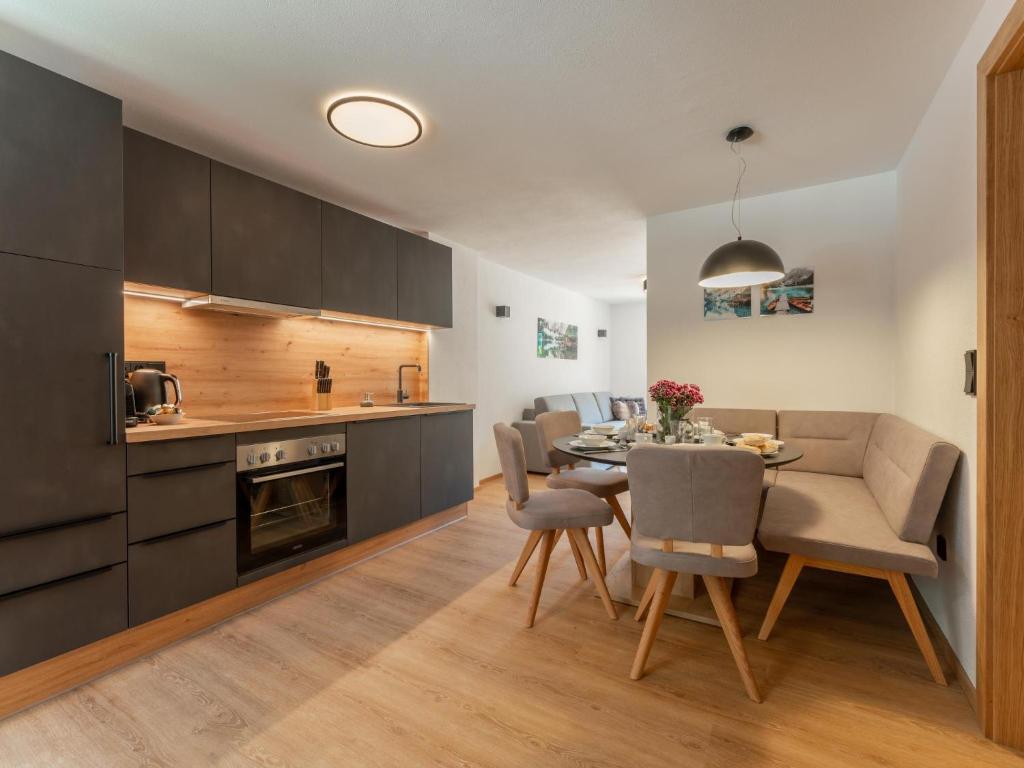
[648,379,703,410]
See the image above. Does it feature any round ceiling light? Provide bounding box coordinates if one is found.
[326,96,422,148]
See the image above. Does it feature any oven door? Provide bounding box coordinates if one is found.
[236,459,347,574]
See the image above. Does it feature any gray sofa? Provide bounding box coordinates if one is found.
[514,391,628,473]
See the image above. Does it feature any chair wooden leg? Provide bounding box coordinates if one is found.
[509,530,543,586]
[634,569,659,622]
[595,526,606,575]
[886,571,948,686]
[704,575,762,703]
[630,569,677,679]
[607,495,632,539]
[568,528,618,620]
[566,528,588,579]
[758,554,805,640]
[526,530,557,628]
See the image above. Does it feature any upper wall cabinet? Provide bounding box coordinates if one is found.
[396,231,453,328]
[322,204,398,319]
[124,129,212,292]
[211,162,321,309]
[0,51,122,270]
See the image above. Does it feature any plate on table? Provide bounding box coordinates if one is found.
[569,439,617,449]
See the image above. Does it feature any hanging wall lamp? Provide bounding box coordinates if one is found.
[697,126,785,288]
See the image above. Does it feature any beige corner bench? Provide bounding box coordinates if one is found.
[691,407,960,685]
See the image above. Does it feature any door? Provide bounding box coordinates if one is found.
[211,162,321,308]
[421,411,474,517]
[396,231,453,327]
[124,128,212,292]
[347,417,421,542]
[322,203,398,319]
[0,51,122,269]
[0,252,125,535]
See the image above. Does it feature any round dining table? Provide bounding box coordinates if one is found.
[549,434,803,627]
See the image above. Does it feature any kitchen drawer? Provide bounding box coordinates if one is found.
[128,435,235,476]
[0,563,127,676]
[0,513,126,596]
[129,520,236,626]
[128,462,234,543]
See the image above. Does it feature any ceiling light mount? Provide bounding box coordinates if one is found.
[725,125,754,144]
[326,95,423,148]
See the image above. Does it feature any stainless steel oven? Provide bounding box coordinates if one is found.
[236,432,347,575]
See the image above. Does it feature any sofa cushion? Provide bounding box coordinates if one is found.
[690,407,777,437]
[758,472,938,576]
[611,400,630,420]
[594,391,614,422]
[862,414,959,544]
[535,394,576,414]
[777,410,879,477]
[571,392,604,426]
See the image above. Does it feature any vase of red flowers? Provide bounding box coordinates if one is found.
[648,379,704,443]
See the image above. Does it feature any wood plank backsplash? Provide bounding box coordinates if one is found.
[124,296,428,414]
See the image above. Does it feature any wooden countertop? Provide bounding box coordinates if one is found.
[125,403,476,443]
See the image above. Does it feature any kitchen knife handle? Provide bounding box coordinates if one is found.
[106,351,120,445]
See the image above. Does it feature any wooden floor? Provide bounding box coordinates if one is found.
[0,476,1020,767]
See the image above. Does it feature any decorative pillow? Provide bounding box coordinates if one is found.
[611,400,630,420]
[612,395,647,418]
[627,401,642,418]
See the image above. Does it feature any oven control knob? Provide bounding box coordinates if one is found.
[247,453,257,466]
[330,441,341,452]
[307,444,318,456]
[275,449,286,461]
[320,442,331,453]
[259,451,270,463]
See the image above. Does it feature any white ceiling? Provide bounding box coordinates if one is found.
[0,0,981,302]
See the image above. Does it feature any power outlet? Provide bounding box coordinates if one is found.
[124,360,166,376]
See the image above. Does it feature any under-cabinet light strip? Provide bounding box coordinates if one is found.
[315,314,430,333]
[123,289,186,303]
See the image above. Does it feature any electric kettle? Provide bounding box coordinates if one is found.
[127,368,183,413]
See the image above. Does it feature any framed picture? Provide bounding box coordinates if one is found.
[760,267,814,315]
[703,286,752,321]
[537,318,579,359]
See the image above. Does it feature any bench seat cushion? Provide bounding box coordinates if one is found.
[758,472,937,577]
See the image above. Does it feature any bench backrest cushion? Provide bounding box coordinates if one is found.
[534,394,576,415]
[571,392,604,426]
[690,407,776,438]
[594,391,614,422]
[778,411,879,477]
[862,414,960,543]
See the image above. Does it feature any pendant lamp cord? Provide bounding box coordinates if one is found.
[730,139,746,239]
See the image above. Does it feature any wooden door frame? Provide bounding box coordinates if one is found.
[978,0,1024,747]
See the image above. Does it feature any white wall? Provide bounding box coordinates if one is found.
[610,301,647,397]
[894,0,1015,684]
[647,172,898,412]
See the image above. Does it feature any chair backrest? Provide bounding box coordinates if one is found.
[777,410,880,477]
[626,444,763,546]
[535,410,582,468]
[493,423,530,505]
[862,414,960,543]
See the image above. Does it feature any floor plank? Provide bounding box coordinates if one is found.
[0,476,1019,767]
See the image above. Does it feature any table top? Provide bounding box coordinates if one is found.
[551,435,804,468]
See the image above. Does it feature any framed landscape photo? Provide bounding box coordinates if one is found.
[761,267,814,316]
[703,286,752,321]
[537,318,579,359]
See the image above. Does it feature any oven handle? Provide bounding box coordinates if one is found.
[245,461,345,484]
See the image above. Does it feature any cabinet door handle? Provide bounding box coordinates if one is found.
[106,351,119,445]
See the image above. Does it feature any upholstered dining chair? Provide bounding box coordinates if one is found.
[626,443,765,702]
[493,423,619,627]
[535,410,632,576]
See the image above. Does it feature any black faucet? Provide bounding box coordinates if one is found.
[397,363,422,403]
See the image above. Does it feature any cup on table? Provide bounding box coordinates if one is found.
[698,417,713,437]
[580,433,607,447]
[701,433,725,446]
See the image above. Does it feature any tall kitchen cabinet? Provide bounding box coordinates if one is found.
[0,51,127,675]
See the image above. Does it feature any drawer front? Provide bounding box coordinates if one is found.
[128,462,235,543]
[129,520,236,627]
[0,563,127,676]
[128,435,235,476]
[0,513,126,596]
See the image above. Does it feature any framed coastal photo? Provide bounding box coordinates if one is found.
[537,317,579,359]
[760,267,814,316]
[703,286,752,321]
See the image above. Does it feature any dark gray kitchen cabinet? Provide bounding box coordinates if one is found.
[420,412,474,517]
[0,251,125,537]
[0,51,122,270]
[124,128,211,292]
[211,162,321,308]
[396,231,453,327]
[127,462,235,543]
[321,204,398,319]
[347,417,421,542]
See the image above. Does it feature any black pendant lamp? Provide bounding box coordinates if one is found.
[698,126,785,288]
